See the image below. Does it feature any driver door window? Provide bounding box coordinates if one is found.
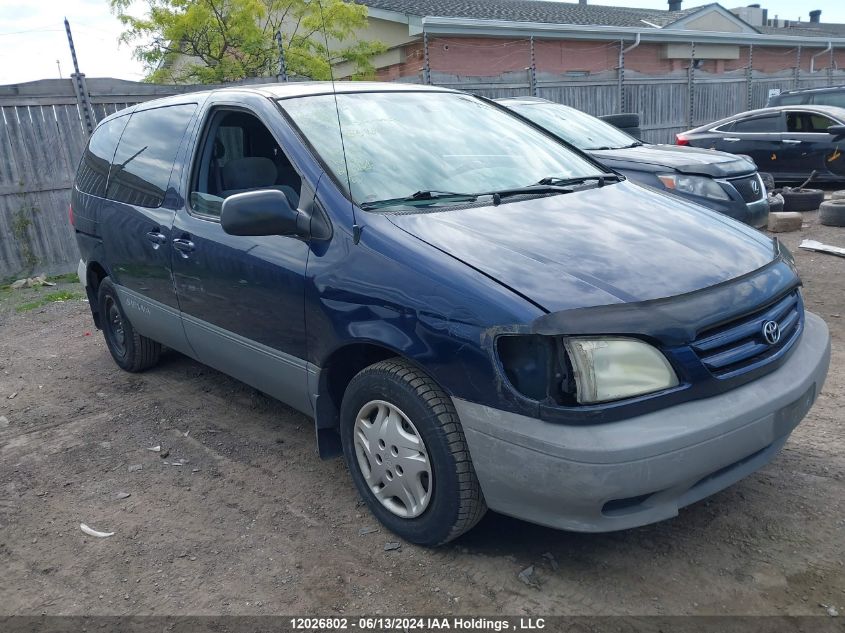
[190,110,301,218]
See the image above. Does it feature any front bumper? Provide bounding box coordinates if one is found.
[454,311,830,532]
[680,191,768,228]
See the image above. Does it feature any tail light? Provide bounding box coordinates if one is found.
[68,203,75,227]
[676,134,690,146]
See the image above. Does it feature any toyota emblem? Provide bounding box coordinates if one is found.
[762,320,781,345]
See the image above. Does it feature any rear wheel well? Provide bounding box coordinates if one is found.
[315,343,400,458]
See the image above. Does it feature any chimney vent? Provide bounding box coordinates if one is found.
[668,0,682,10]
[579,0,587,5]
[809,10,821,23]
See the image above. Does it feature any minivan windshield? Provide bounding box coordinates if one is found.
[280,91,604,208]
[507,102,638,151]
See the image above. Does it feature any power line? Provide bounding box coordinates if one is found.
[0,27,64,36]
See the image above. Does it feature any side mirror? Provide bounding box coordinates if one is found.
[220,189,306,237]
[827,124,845,140]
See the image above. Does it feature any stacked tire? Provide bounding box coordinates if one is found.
[819,199,845,226]
[779,188,825,213]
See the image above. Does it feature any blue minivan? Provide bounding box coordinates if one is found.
[72,82,830,545]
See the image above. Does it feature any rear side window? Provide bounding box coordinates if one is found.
[786,111,837,133]
[75,115,128,198]
[733,115,782,134]
[107,104,196,208]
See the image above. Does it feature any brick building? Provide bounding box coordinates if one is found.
[336,1,845,80]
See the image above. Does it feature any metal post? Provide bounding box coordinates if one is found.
[746,44,753,110]
[618,34,640,114]
[687,42,696,128]
[422,30,431,85]
[529,36,537,97]
[794,45,802,88]
[274,31,288,82]
[65,17,95,135]
[618,39,625,113]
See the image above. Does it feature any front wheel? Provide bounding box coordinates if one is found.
[340,359,486,546]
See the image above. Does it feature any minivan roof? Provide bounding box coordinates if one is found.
[97,81,458,125]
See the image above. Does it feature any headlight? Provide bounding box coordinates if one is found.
[496,335,678,406]
[657,173,730,200]
[563,337,679,404]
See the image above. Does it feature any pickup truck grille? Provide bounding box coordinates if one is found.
[691,291,803,378]
[727,174,765,203]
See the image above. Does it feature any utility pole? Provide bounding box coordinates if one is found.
[274,31,288,82]
[65,18,95,135]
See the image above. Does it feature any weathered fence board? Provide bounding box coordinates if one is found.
[0,76,286,280]
[424,67,845,144]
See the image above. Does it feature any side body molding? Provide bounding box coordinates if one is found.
[115,285,314,417]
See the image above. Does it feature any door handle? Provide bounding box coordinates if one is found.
[146,230,167,248]
[722,137,741,142]
[172,237,195,258]
[781,139,802,144]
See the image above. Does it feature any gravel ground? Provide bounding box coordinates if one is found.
[0,213,843,618]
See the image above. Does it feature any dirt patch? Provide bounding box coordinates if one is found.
[0,218,843,617]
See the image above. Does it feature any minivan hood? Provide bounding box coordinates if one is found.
[386,181,775,313]
[591,144,755,178]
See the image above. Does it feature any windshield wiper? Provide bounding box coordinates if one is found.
[360,190,477,210]
[473,174,622,205]
[535,173,621,187]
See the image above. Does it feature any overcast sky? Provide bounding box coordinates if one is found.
[0,0,842,85]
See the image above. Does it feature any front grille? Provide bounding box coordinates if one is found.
[691,291,803,378]
[728,174,765,203]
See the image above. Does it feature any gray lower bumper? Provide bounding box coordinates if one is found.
[453,311,830,532]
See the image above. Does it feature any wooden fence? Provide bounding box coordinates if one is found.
[2,68,845,280]
[0,76,275,281]
[419,67,845,144]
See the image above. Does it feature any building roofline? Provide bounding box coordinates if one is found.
[415,16,845,47]
[662,3,758,34]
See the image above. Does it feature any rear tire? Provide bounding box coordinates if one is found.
[97,277,161,372]
[819,199,845,227]
[340,358,486,546]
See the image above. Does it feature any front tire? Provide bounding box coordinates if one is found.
[97,277,161,372]
[340,359,486,546]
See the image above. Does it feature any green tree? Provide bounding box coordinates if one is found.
[109,0,386,83]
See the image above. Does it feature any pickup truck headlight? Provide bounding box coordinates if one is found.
[497,335,678,406]
[657,173,730,200]
[564,337,679,404]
